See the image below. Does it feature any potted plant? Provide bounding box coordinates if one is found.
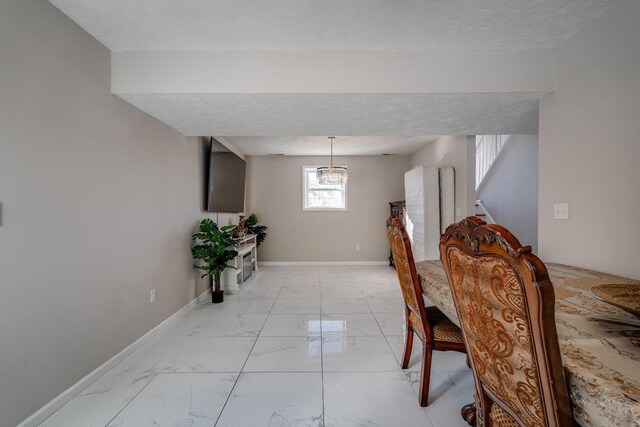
[191,219,238,303]
[244,213,268,247]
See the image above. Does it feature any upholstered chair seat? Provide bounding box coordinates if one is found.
[423,307,465,344]
[490,404,519,427]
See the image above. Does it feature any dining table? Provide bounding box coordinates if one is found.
[415,260,640,427]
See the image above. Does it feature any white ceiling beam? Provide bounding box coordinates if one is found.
[112,51,554,95]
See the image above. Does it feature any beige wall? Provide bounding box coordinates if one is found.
[538,0,640,280]
[410,135,476,222]
[246,155,410,262]
[0,2,209,425]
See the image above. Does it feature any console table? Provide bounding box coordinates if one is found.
[221,234,258,293]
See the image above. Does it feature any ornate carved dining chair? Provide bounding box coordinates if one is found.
[386,217,467,407]
[439,217,572,427]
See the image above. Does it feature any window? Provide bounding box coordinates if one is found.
[302,166,347,211]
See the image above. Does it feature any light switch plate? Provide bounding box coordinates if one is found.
[553,203,569,220]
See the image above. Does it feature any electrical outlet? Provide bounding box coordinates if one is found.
[553,203,569,220]
[355,244,360,252]
[150,289,157,303]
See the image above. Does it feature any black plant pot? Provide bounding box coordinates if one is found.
[211,290,224,304]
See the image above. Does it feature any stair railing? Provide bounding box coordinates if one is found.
[475,135,510,190]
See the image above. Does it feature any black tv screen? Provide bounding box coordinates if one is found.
[207,147,246,213]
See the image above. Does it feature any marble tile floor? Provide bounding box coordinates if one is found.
[39,266,473,427]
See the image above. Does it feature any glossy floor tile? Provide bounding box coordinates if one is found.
[321,296,372,314]
[365,295,406,313]
[163,336,255,373]
[373,312,408,336]
[278,286,321,298]
[323,372,435,427]
[320,284,363,298]
[271,296,321,314]
[107,373,237,426]
[260,313,322,337]
[40,371,155,427]
[244,336,322,372]
[322,336,400,372]
[216,373,323,427]
[168,312,267,337]
[41,266,473,426]
[321,313,383,336]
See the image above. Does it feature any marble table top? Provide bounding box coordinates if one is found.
[416,260,640,427]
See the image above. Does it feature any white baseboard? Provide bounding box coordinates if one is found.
[18,288,211,427]
[259,261,389,266]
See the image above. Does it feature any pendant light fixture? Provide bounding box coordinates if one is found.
[317,137,348,185]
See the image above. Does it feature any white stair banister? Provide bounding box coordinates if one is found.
[475,135,510,190]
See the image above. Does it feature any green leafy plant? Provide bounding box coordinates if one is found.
[244,213,268,247]
[191,219,238,295]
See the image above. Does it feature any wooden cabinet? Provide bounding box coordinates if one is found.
[388,200,406,267]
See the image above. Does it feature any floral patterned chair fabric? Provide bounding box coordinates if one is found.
[439,217,573,427]
[386,217,466,407]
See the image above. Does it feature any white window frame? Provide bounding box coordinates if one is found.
[302,166,348,211]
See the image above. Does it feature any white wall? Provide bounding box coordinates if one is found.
[0,2,207,425]
[245,155,410,262]
[477,135,539,252]
[410,135,476,222]
[538,0,640,280]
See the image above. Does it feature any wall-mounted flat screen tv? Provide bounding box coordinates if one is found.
[207,140,246,213]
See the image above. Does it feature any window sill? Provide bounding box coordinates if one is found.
[302,207,348,212]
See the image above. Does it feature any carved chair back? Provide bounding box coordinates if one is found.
[386,217,431,340]
[439,217,572,427]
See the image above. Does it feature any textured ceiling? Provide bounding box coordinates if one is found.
[222,136,439,156]
[116,92,544,142]
[49,0,620,51]
[50,0,610,154]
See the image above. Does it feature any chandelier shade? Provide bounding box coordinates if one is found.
[316,166,348,185]
[317,137,348,185]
